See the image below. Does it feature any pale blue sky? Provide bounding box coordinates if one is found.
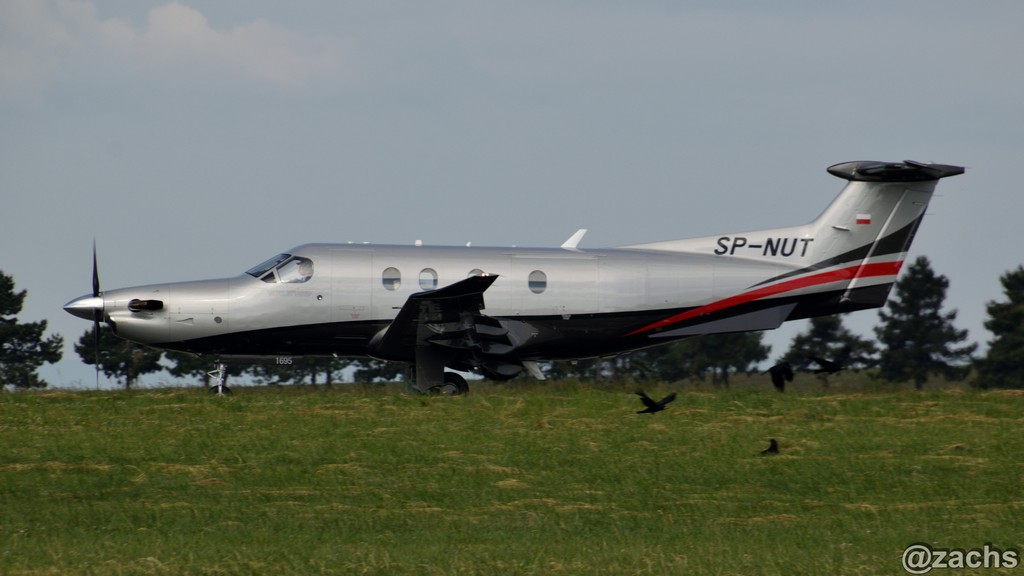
[3,1,1021,388]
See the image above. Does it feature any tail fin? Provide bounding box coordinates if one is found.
[623,160,964,319]
[792,160,964,314]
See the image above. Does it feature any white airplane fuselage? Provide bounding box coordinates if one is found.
[96,244,775,357]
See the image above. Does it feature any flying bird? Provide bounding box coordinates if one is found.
[809,345,852,374]
[635,390,677,414]
[763,361,793,392]
[761,438,779,455]
[808,356,842,374]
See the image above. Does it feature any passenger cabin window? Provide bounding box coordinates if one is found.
[382,267,401,291]
[529,270,547,294]
[246,254,314,284]
[419,268,438,290]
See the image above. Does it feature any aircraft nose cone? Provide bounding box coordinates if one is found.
[64,294,103,320]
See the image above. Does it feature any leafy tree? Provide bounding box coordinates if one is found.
[702,332,770,387]
[874,256,976,389]
[353,358,402,383]
[780,315,877,386]
[305,357,357,385]
[603,354,654,382]
[544,358,604,380]
[74,326,163,389]
[644,343,696,383]
[541,354,657,383]
[654,332,770,387]
[0,271,63,389]
[249,361,298,385]
[250,357,355,385]
[974,265,1024,388]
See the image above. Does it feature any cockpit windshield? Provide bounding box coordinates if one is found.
[246,254,291,278]
[245,254,314,284]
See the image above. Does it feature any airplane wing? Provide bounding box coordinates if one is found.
[367,274,505,362]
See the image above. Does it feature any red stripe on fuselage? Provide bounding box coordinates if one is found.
[625,261,903,337]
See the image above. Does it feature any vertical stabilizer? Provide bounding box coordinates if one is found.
[621,160,964,319]
[790,161,964,313]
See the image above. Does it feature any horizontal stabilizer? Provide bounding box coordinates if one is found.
[827,160,964,182]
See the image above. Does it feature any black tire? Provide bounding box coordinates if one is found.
[439,372,469,395]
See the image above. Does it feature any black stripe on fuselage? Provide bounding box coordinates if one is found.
[153,319,389,358]
[148,284,892,363]
[751,216,923,288]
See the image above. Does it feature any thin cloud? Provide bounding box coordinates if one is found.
[132,3,346,88]
[0,0,347,102]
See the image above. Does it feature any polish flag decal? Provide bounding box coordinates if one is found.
[856,213,872,225]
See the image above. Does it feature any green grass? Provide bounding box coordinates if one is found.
[2,381,1023,575]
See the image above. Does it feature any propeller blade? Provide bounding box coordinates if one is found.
[92,240,101,388]
[92,313,100,389]
[92,239,100,297]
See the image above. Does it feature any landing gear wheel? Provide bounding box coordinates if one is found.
[208,385,232,395]
[434,372,469,396]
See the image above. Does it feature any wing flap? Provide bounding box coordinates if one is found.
[368,274,500,360]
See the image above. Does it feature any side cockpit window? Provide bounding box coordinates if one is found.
[246,254,314,284]
[276,257,314,283]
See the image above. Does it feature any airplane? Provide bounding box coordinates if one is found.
[64,160,963,394]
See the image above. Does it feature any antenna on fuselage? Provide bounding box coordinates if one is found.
[561,229,588,250]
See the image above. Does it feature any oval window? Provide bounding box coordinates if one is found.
[419,268,438,290]
[382,267,401,291]
[528,270,547,294]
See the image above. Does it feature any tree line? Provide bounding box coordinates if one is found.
[2,256,1022,391]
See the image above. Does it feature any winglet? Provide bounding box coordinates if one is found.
[561,229,588,250]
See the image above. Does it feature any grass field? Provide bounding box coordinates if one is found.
[2,380,1023,575]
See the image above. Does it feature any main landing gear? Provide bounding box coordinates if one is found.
[406,358,470,396]
[408,347,470,395]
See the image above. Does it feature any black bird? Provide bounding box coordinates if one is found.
[808,345,852,374]
[761,438,779,455]
[808,356,842,374]
[635,390,677,414]
[763,361,793,392]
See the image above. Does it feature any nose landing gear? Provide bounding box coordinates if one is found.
[208,362,232,395]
